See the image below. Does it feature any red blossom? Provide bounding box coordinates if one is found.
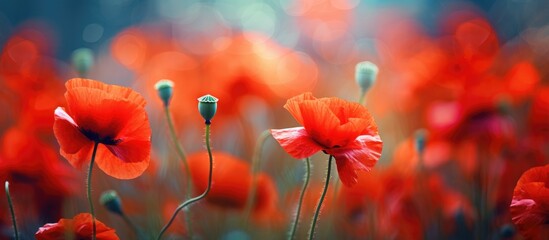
[510,164,549,239]
[35,213,119,240]
[53,78,151,179]
[271,92,383,186]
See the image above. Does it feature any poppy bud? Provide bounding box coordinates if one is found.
[198,94,218,125]
[154,79,174,107]
[414,129,428,154]
[99,190,123,215]
[355,61,379,92]
[71,48,94,77]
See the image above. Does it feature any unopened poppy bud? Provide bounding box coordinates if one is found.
[154,79,174,107]
[99,190,123,215]
[414,129,428,154]
[71,48,94,77]
[198,94,218,125]
[355,61,379,92]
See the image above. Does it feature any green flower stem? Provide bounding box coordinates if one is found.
[163,106,190,177]
[163,106,193,236]
[308,155,334,240]
[243,130,271,222]
[157,124,214,240]
[88,142,100,240]
[5,181,19,240]
[358,90,366,105]
[289,157,311,240]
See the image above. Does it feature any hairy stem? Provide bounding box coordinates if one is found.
[88,142,100,240]
[289,157,311,240]
[308,155,334,240]
[157,124,214,240]
[163,106,193,236]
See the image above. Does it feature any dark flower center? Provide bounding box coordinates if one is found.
[80,128,122,145]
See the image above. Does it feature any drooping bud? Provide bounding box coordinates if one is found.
[198,94,218,125]
[99,190,123,215]
[71,48,94,77]
[414,129,428,154]
[355,61,379,92]
[154,79,174,107]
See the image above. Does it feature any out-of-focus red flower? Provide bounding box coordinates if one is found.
[53,78,151,179]
[510,164,549,239]
[529,87,549,141]
[337,162,474,239]
[271,92,382,186]
[35,213,119,240]
[201,34,317,113]
[290,0,354,42]
[337,169,382,227]
[392,138,453,172]
[438,16,499,81]
[112,28,317,132]
[0,25,65,135]
[0,127,77,222]
[187,151,282,223]
[504,61,540,104]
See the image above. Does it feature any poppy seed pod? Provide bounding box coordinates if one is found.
[100,190,123,215]
[71,48,94,77]
[154,79,174,107]
[355,61,379,92]
[198,94,218,125]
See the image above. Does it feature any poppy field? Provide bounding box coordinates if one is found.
[0,0,548,239]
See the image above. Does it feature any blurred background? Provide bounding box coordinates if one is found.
[1,0,548,239]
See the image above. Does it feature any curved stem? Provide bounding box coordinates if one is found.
[157,124,214,240]
[5,181,19,240]
[308,155,333,240]
[88,142,100,240]
[163,106,193,236]
[289,157,311,240]
[243,130,271,222]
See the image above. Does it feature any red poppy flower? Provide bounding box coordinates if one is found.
[270,92,383,186]
[35,213,119,240]
[0,126,78,217]
[187,151,282,223]
[510,164,549,239]
[53,78,151,179]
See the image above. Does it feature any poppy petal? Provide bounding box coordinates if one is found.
[65,88,135,139]
[270,127,323,159]
[95,144,150,179]
[35,213,119,240]
[72,213,120,240]
[298,100,341,148]
[53,107,93,157]
[510,198,545,239]
[283,92,316,125]
[66,78,146,107]
[327,134,383,186]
